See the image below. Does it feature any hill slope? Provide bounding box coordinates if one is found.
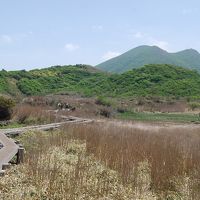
[97,46,200,73]
[1,64,200,98]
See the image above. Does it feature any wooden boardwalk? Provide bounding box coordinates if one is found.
[1,116,91,136]
[0,116,93,174]
[0,133,19,172]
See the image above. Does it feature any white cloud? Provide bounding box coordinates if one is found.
[133,32,143,39]
[65,43,80,51]
[0,35,12,44]
[130,30,170,51]
[92,25,103,31]
[153,41,169,50]
[181,8,197,15]
[148,38,169,51]
[102,51,121,61]
[19,31,33,38]
[28,31,33,35]
[182,9,192,15]
[0,32,33,44]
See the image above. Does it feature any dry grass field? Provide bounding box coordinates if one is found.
[12,104,56,125]
[8,95,200,128]
[0,121,200,199]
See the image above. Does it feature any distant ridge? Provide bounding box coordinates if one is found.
[96,45,200,73]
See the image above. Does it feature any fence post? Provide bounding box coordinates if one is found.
[0,170,5,177]
[2,163,11,170]
[16,147,25,164]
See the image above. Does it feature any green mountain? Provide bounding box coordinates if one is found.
[1,64,200,99]
[96,45,200,73]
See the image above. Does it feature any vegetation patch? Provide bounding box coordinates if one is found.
[0,96,15,120]
[0,131,156,200]
[1,64,200,99]
[2,122,200,199]
[117,111,200,123]
[189,102,200,110]
[95,96,112,107]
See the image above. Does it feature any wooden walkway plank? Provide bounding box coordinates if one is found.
[0,116,92,136]
[0,133,18,171]
[0,116,93,173]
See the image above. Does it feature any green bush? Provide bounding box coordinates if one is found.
[0,96,15,120]
[95,96,112,107]
[189,102,200,111]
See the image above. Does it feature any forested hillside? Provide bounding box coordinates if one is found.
[1,64,200,99]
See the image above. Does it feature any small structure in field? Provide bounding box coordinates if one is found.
[57,102,76,111]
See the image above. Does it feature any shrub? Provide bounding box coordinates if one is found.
[189,102,200,111]
[0,96,15,120]
[99,108,111,118]
[117,107,127,113]
[136,97,146,106]
[95,96,111,107]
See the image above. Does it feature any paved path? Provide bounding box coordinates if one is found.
[0,116,93,172]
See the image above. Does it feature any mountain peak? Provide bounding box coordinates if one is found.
[133,45,166,51]
[177,48,200,55]
[97,46,200,73]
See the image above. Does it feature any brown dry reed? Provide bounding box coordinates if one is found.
[1,122,200,199]
[63,122,200,198]
[12,104,56,124]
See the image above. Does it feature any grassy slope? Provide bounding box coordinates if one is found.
[118,111,200,123]
[1,64,200,99]
[97,45,200,73]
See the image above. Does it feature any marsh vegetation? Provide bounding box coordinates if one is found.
[1,122,200,199]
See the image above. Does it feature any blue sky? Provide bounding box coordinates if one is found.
[0,0,200,70]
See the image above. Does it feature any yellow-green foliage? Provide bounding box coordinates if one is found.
[30,69,57,77]
[1,64,200,99]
